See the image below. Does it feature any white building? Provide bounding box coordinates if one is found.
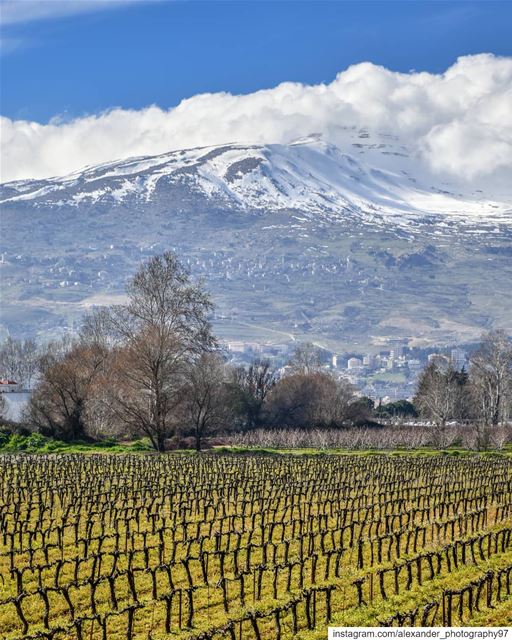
[0,379,18,393]
[363,354,376,368]
[347,357,362,370]
[451,348,467,370]
[407,359,422,371]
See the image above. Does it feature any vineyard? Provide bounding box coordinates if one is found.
[1,453,512,640]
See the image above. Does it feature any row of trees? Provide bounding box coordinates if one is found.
[2,251,511,451]
[414,330,512,440]
[18,253,364,450]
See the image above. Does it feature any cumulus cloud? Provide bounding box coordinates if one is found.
[1,53,511,183]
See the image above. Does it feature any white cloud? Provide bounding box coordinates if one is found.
[0,1,156,57]
[1,53,511,183]
[0,0,143,26]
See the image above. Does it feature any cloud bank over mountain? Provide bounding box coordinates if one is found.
[1,53,511,184]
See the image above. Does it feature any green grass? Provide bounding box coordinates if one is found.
[2,453,511,637]
[369,371,407,383]
[212,444,512,458]
[0,431,153,454]
[2,431,511,457]
[302,545,512,635]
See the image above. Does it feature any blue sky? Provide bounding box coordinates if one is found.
[1,0,512,123]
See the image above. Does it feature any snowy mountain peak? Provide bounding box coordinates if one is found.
[2,136,511,226]
[2,134,512,347]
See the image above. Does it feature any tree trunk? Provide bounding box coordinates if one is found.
[156,433,166,452]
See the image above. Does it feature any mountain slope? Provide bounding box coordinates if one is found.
[1,136,511,349]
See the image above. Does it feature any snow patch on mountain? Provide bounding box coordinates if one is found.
[2,136,511,226]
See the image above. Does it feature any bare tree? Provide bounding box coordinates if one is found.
[470,329,512,428]
[0,338,19,381]
[414,362,469,432]
[288,342,323,374]
[182,352,232,451]
[19,339,39,388]
[330,377,361,425]
[82,252,215,451]
[265,372,317,427]
[0,337,39,388]
[27,341,108,441]
[104,328,188,450]
[265,371,358,428]
[231,359,277,429]
[0,393,6,422]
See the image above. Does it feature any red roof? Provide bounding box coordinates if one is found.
[0,379,18,385]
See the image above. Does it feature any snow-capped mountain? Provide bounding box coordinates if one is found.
[1,135,511,348]
[3,135,511,224]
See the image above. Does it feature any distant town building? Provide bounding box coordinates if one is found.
[451,348,467,370]
[347,357,362,370]
[0,379,18,392]
[363,354,376,368]
[387,339,407,358]
[407,359,422,371]
[226,341,246,353]
[269,344,289,355]
[226,341,262,354]
[390,346,404,359]
[243,342,262,354]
